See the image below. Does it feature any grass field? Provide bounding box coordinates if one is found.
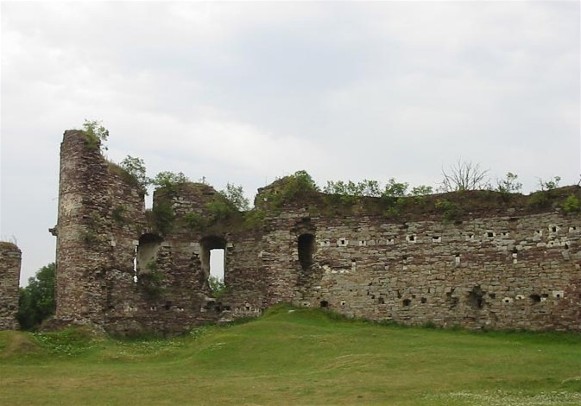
[1,305,580,405]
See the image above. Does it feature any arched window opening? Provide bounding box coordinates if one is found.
[298,233,315,271]
[200,236,227,297]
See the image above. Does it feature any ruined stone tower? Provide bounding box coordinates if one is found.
[53,130,147,328]
[52,130,581,335]
[0,241,22,330]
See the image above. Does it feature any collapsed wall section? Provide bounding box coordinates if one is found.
[0,242,21,330]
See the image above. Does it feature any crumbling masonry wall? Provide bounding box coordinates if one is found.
[52,130,581,335]
[268,209,580,331]
[0,242,21,330]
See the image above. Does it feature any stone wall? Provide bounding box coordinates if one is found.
[0,242,21,330]
[269,211,580,331]
[52,130,581,335]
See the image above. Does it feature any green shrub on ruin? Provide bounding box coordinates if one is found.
[219,183,250,211]
[81,119,109,151]
[280,170,319,199]
[152,171,189,188]
[208,276,228,299]
[263,170,319,208]
[562,194,580,213]
[496,172,522,195]
[152,201,175,235]
[119,155,151,194]
[324,179,383,203]
[205,198,238,224]
[539,176,561,191]
[183,212,206,231]
[152,171,189,196]
[409,185,433,197]
[528,191,550,209]
[242,209,266,230]
[435,199,460,222]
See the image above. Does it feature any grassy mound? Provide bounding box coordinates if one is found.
[1,306,580,405]
[0,331,41,358]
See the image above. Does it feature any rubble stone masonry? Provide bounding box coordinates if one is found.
[0,242,21,330]
[51,130,581,335]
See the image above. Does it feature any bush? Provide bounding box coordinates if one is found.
[539,176,561,191]
[243,210,265,229]
[206,198,237,224]
[82,119,109,151]
[120,155,151,193]
[152,201,175,235]
[17,263,56,331]
[220,183,250,211]
[152,171,189,194]
[382,178,408,198]
[183,212,206,230]
[208,276,228,299]
[264,170,319,208]
[435,199,460,222]
[409,185,434,196]
[496,172,522,194]
[528,191,550,209]
[563,194,580,213]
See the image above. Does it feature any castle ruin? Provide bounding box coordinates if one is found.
[0,242,22,330]
[49,130,580,335]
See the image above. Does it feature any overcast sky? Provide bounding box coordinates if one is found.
[1,1,579,285]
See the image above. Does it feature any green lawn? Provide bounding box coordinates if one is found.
[1,305,580,405]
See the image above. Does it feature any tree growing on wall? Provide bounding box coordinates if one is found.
[120,155,151,193]
[17,263,55,331]
[220,183,250,211]
[496,172,522,194]
[539,176,561,191]
[440,159,489,192]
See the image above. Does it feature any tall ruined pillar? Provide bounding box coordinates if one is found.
[0,242,21,330]
[53,130,110,326]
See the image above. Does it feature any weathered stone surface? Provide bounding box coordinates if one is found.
[0,242,21,330]
[52,130,581,335]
